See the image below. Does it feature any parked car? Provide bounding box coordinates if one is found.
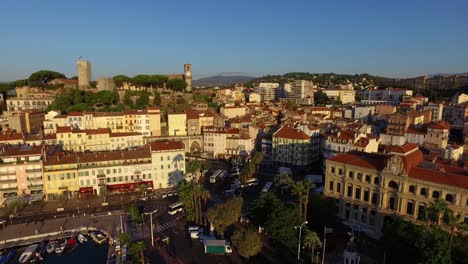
[168,192,173,197]
[161,193,167,199]
[190,231,201,239]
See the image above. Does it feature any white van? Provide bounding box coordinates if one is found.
[241,178,258,188]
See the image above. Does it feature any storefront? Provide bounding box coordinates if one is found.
[78,187,95,198]
[106,181,153,193]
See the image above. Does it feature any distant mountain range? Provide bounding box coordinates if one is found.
[193,75,255,87]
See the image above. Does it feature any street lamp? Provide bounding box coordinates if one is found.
[294,221,308,261]
[144,209,158,247]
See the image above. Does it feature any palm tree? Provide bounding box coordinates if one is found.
[130,241,146,264]
[99,187,108,202]
[303,230,322,263]
[445,209,465,248]
[198,186,211,226]
[427,200,448,226]
[302,180,316,221]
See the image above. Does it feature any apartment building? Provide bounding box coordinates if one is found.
[0,145,44,205]
[272,126,312,167]
[187,109,200,136]
[324,143,468,238]
[379,113,410,146]
[322,89,356,104]
[56,127,144,152]
[168,113,187,136]
[285,80,315,100]
[220,105,247,119]
[6,87,54,112]
[149,141,186,188]
[357,88,413,104]
[423,103,444,121]
[426,121,450,148]
[44,107,161,137]
[254,83,278,101]
[203,127,254,158]
[7,109,45,133]
[43,141,186,200]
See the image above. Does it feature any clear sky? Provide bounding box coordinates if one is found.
[1,0,468,81]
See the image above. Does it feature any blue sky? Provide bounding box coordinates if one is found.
[1,0,467,81]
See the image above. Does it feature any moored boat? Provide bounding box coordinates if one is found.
[54,239,67,255]
[90,232,107,245]
[19,244,38,263]
[78,234,87,243]
[0,249,16,264]
[30,240,47,262]
[46,240,56,254]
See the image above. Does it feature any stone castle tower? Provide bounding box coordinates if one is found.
[77,60,92,89]
[184,64,192,91]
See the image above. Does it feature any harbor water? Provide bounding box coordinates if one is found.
[10,241,108,264]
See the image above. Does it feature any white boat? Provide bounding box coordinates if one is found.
[78,234,87,243]
[54,239,67,254]
[19,244,38,263]
[46,240,56,254]
[90,232,107,245]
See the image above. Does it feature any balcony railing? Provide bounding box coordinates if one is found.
[0,178,16,184]
[26,169,42,173]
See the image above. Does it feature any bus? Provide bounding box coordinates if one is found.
[261,181,273,193]
[209,170,222,183]
[168,202,184,215]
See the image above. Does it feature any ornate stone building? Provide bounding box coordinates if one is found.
[324,143,468,238]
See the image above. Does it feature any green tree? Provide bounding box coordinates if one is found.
[70,76,78,80]
[303,230,322,263]
[72,88,83,104]
[250,192,283,226]
[128,206,143,224]
[153,91,161,106]
[138,184,148,196]
[135,90,150,109]
[314,92,331,105]
[178,180,210,224]
[129,241,146,264]
[119,232,131,246]
[89,81,97,88]
[99,187,108,202]
[124,91,134,108]
[232,228,262,259]
[111,88,120,104]
[167,78,187,91]
[29,70,66,85]
[275,174,315,221]
[113,75,132,87]
[207,197,243,234]
[186,160,202,174]
[265,205,302,251]
[427,199,449,226]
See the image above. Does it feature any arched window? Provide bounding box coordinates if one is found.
[409,185,416,194]
[432,191,440,199]
[445,193,453,203]
[420,188,427,196]
[388,181,398,190]
[374,177,380,185]
[365,175,371,183]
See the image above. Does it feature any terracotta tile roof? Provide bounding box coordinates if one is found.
[44,134,57,140]
[386,143,419,154]
[0,145,42,157]
[67,112,84,117]
[354,138,369,148]
[273,126,310,140]
[109,132,141,137]
[77,148,151,163]
[338,130,356,140]
[56,126,73,133]
[409,167,468,189]
[428,121,450,130]
[401,150,424,173]
[150,141,184,152]
[186,109,199,119]
[44,154,78,166]
[0,133,24,141]
[86,128,111,135]
[406,127,427,134]
[328,151,390,170]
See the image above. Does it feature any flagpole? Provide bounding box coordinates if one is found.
[321,226,327,264]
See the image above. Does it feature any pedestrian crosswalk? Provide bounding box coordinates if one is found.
[154,219,177,234]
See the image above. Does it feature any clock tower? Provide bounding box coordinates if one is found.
[184,64,192,91]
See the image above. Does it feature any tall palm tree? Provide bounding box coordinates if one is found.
[130,241,146,264]
[445,209,465,248]
[302,180,316,221]
[303,230,322,263]
[198,186,211,225]
[427,200,448,226]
